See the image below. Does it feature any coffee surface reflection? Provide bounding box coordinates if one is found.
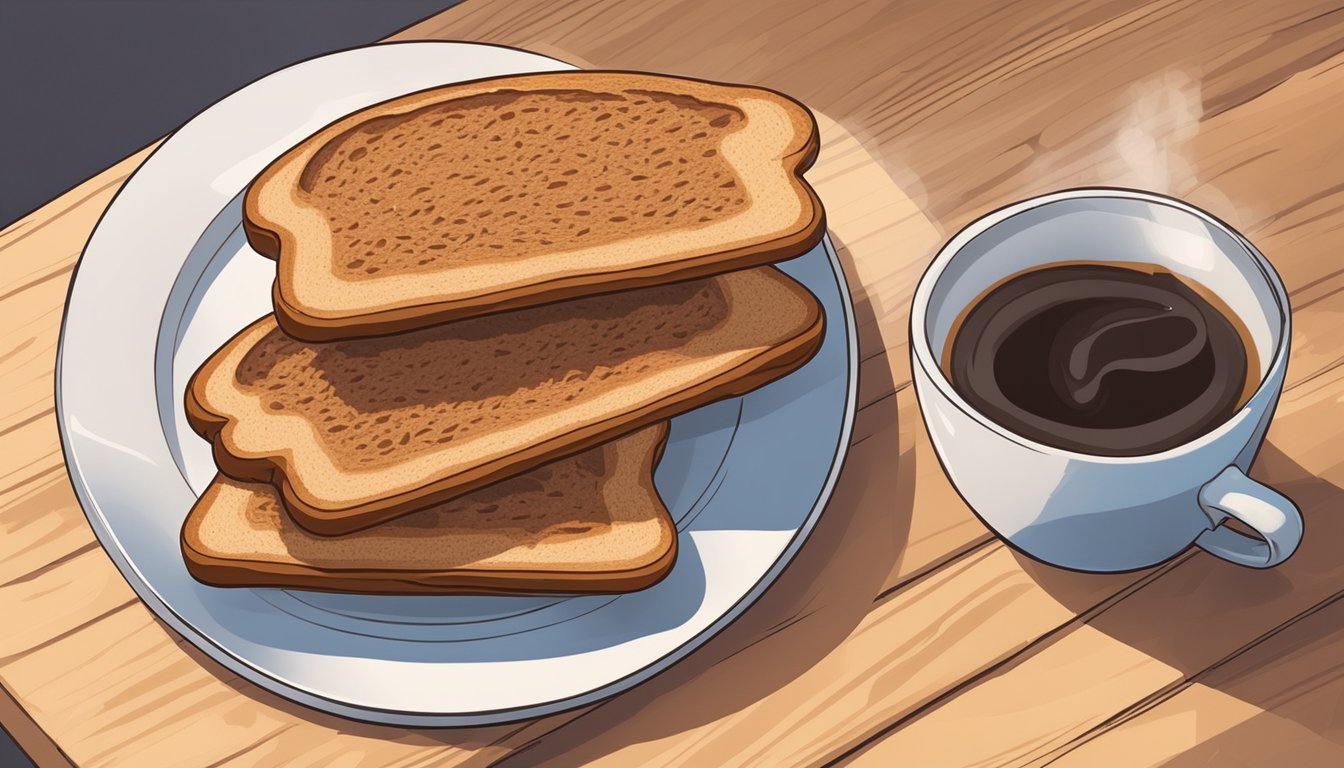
[947,263,1254,456]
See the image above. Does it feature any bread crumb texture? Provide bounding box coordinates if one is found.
[234,279,731,471]
[300,89,748,278]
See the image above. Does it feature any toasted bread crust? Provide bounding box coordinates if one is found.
[182,425,676,594]
[180,551,678,594]
[244,70,824,341]
[185,267,823,535]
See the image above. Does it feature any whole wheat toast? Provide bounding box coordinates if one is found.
[243,70,824,341]
[182,424,675,595]
[186,267,823,535]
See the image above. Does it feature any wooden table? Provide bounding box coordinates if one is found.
[4,1,1344,765]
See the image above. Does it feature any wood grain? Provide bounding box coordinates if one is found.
[2,0,1343,765]
[1049,596,1344,767]
[833,45,1344,768]
[837,436,1344,768]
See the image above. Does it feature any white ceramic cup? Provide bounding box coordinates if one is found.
[910,188,1301,572]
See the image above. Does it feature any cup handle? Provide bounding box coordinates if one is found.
[1195,466,1302,568]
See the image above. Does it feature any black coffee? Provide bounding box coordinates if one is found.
[947,263,1255,456]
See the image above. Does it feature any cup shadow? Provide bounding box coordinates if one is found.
[1129,595,1344,766]
[1015,439,1344,748]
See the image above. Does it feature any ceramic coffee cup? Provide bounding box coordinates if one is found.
[910,188,1301,572]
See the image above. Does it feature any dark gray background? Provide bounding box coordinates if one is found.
[0,0,459,763]
[1,0,459,228]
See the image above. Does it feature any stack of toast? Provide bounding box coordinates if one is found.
[182,71,826,595]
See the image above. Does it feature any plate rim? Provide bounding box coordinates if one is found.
[55,40,860,725]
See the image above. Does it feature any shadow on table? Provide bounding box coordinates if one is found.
[1014,440,1344,754]
[158,230,914,759]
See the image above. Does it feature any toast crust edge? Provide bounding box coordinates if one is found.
[185,269,824,535]
[244,70,825,341]
[180,425,677,595]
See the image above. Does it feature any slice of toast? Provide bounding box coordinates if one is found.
[186,266,823,535]
[182,424,676,594]
[243,70,824,341]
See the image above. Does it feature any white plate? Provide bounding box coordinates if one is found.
[57,42,857,725]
